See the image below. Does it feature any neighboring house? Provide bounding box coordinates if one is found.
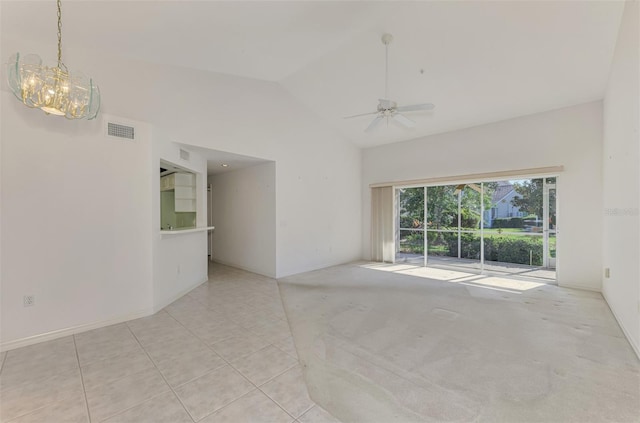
[484,182,524,227]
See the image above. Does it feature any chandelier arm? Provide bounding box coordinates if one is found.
[57,0,63,68]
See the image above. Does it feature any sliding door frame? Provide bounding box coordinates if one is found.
[392,171,560,279]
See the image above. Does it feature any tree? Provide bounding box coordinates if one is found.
[400,183,498,230]
[459,182,497,229]
[398,188,424,229]
[511,179,544,218]
[426,185,458,230]
[511,178,557,221]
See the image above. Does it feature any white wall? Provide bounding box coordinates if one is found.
[602,0,639,356]
[0,94,212,349]
[0,96,154,348]
[209,163,277,277]
[152,136,209,311]
[0,35,362,347]
[362,101,604,291]
[87,58,362,278]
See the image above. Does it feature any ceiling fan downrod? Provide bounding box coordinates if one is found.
[382,33,393,100]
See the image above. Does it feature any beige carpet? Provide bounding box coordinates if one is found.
[279,262,640,423]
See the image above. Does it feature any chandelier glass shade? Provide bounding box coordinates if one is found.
[6,0,100,120]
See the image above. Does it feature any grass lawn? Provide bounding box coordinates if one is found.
[427,245,448,254]
[483,228,523,233]
[483,228,534,235]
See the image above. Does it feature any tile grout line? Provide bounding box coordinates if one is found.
[101,389,185,422]
[163,305,267,373]
[163,303,269,421]
[163,306,255,375]
[297,405,318,422]
[178,328,300,420]
[0,341,85,422]
[72,335,94,423]
[164,296,301,422]
[218,275,307,420]
[194,386,260,422]
[76,323,190,421]
[135,268,305,422]
[198,267,320,419]
[72,347,155,394]
[254,365,307,421]
[0,350,7,374]
[74,327,144,369]
[276,278,305,363]
[123,323,197,423]
[227,270,318,420]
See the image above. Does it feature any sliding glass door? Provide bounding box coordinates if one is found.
[543,177,557,269]
[425,185,457,261]
[395,176,558,282]
[396,187,425,263]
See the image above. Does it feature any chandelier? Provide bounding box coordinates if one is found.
[6,0,100,120]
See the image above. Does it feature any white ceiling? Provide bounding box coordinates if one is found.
[1,1,625,148]
[180,145,271,176]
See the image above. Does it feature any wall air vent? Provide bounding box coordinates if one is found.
[107,122,135,140]
[180,149,190,161]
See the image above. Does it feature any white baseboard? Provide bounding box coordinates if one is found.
[211,258,275,279]
[0,308,153,352]
[153,276,209,313]
[602,290,640,361]
[1,277,209,353]
[557,282,601,292]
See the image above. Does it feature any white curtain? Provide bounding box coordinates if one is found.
[371,186,395,263]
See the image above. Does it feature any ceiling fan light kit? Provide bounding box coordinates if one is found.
[6,0,100,120]
[345,33,434,132]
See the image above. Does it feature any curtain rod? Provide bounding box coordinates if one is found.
[369,166,564,188]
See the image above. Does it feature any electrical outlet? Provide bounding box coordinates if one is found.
[23,295,35,307]
[604,268,610,278]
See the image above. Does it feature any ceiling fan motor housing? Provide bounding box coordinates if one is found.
[377,99,397,112]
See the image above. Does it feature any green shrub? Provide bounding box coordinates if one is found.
[417,231,543,266]
[399,232,424,254]
[460,233,481,259]
[424,231,457,257]
[424,232,543,265]
[484,236,542,265]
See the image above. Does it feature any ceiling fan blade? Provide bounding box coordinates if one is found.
[396,103,435,113]
[365,115,384,132]
[344,111,379,119]
[392,113,415,128]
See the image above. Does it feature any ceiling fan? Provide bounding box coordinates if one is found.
[345,33,435,132]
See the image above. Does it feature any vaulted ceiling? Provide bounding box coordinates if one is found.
[1,1,625,147]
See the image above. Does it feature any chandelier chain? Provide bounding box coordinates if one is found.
[57,0,63,68]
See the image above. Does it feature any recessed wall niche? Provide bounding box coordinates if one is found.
[160,160,196,230]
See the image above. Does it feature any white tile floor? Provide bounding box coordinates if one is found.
[0,264,340,423]
[6,261,637,423]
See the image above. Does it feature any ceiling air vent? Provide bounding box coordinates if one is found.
[179,149,190,161]
[107,122,135,140]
